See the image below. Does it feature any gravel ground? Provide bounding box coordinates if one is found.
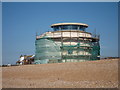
[2,59,119,88]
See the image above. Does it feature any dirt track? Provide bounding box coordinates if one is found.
[2,59,119,88]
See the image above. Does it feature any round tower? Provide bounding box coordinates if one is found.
[34,23,100,64]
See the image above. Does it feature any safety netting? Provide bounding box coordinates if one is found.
[34,38,100,64]
[34,38,61,64]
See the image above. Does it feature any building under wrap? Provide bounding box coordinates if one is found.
[34,23,100,64]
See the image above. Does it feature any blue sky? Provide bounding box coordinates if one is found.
[2,2,118,64]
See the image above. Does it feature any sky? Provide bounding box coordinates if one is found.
[2,2,118,65]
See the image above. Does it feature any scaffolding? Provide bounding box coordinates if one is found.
[34,37,61,64]
[34,30,100,64]
[60,30,100,62]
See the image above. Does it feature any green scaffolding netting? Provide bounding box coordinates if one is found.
[35,37,100,64]
[34,38,61,64]
[90,43,100,60]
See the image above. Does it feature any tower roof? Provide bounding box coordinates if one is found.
[51,23,88,27]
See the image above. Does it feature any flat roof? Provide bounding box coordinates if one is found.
[51,23,88,27]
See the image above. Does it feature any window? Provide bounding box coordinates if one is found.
[61,25,79,30]
[80,26,86,31]
[71,25,78,30]
[53,25,86,31]
[53,26,59,31]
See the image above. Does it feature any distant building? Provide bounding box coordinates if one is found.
[16,55,35,65]
[34,22,100,64]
